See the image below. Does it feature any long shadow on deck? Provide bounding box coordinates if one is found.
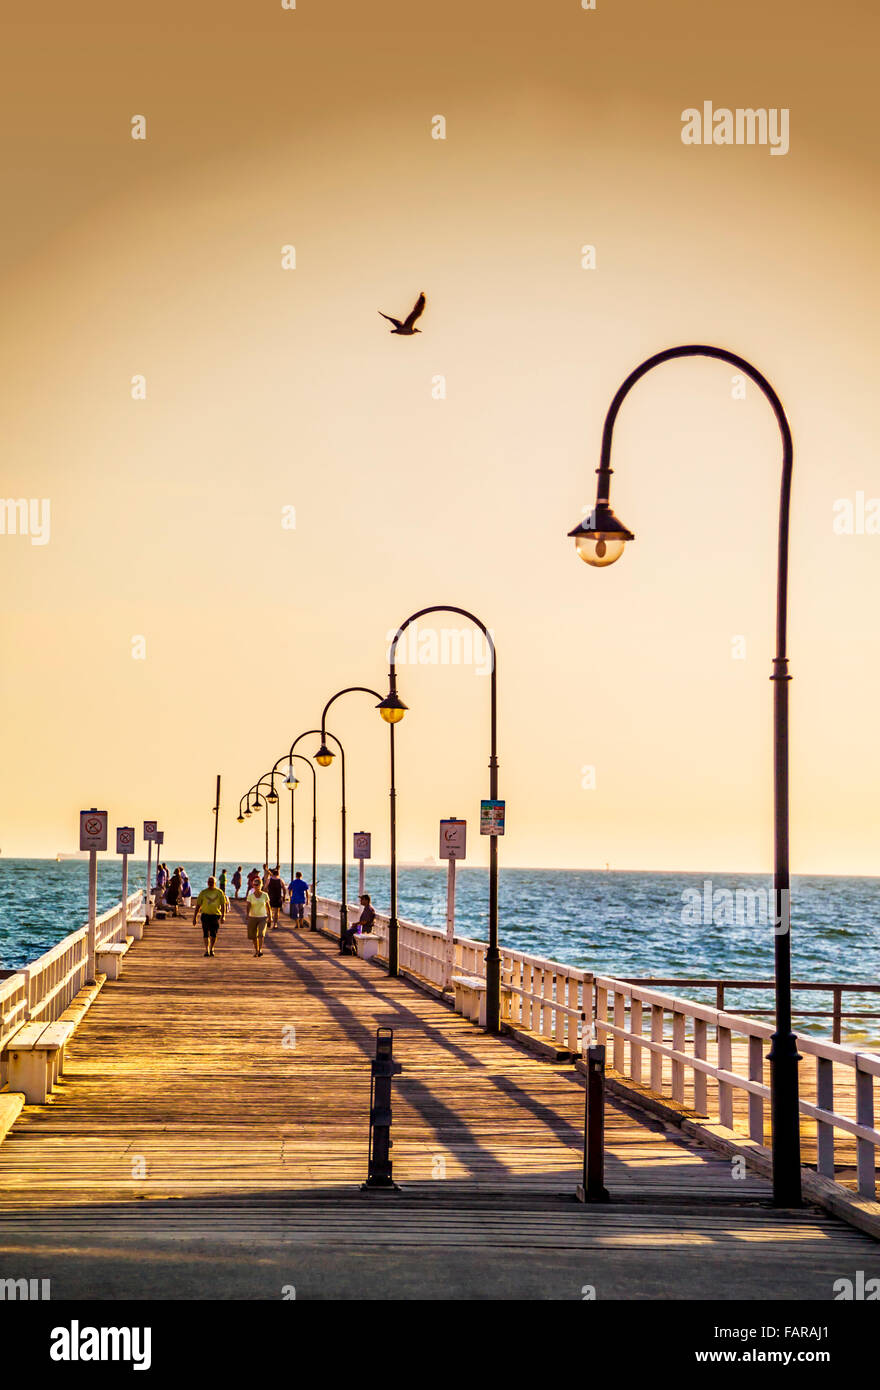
[261,924,695,1189]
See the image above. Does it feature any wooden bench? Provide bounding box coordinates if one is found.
[452,974,487,1027]
[6,1020,75,1103]
[0,1091,24,1146]
[127,914,147,940]
[96,938,133,980]
[354,933,381,962]
[57,977,106,1069]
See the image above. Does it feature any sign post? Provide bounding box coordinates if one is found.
[80,809,108,983]
[353,832,371,900]
[143,820,158,919]
[439,818,467,989]
[116,826,136,907]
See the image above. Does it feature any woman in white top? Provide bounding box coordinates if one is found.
[246,876,270,957]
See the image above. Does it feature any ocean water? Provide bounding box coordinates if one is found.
[1,859,878,1041]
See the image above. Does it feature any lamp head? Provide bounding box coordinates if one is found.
[377,691,408,724]
[315,743,334,767]
[266,787,278,804]
[252,795,262,809]
[237,814,245,824]
[568,502,634,567]
[244,806,252,819]
[285,771,299,791]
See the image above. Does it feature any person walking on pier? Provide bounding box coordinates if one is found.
[231,866,242,899]
[246,875,270,957]
[193,876,228,957]
[165,868,183,918]
[218,868,228,895]
[266,868,286,929]
[288,870,309,926]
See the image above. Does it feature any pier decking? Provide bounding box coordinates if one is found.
[0,904,878,1298]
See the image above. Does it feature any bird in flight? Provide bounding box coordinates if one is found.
[378,292,426,335]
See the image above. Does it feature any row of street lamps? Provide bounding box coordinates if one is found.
[235,343,801,1207]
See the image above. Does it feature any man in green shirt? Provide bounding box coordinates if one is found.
[193,876,228,957]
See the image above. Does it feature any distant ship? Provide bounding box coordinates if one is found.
[55,852,89,861]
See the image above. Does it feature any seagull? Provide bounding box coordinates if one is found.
[378,292,426,335]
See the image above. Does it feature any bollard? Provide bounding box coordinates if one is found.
[362,1027,403,1191]
[577,1041,610,1203]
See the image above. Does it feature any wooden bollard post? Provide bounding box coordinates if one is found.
[577,1042,610,1203]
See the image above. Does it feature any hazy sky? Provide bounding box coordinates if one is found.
[1,0,878,874]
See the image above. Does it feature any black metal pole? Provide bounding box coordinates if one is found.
[288,729,345,940]
[577,1043,610,1202]
[211,774,221,878]
[590,344,800,1206]
[389,720,398,976]
[387,605,500,1029]
[319,687,395,968]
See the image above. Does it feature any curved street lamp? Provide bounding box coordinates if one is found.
[319,686,399,973]
[239,776,275,870]
[288,728,347,940]
[379,605,500,1031]
[570,343,800,1208]
[264,751,319,932]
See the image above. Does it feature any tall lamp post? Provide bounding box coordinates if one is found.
[285,754,319,932]
[568,343,800,1207]
[318,686,399,975]
[288,729,347,940]
[378,605,500,1032]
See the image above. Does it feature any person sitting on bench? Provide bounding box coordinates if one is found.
[339,893,375,956]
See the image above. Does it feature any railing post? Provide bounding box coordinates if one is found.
[816,1056,835,1178]
[566,975,577,1051]
[832,987,842,1044]
[555,972,565,1046]
[650,1005,663,1092]
[693,1017,708,1114]
[855,1062,876,1199]
[748,1035,764,1142]
[672,1009,686,1103]
[595,984,608,1049]
[718,1025,733,1129]
[613,993,625,1073]
[577,1042,610,1203]
[630,997,643,1083]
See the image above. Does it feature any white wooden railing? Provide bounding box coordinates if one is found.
[314,896,879,1197]
[0,890,142,1048]
[593,975,880,1199]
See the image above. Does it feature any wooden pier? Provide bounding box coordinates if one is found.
[0,903,878,1299]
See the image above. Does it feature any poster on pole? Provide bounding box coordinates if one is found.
[79,810,108,852]
[352,832,372,860]
[439,819,467,860]
[143,820,158,841]
[116,826,136,855]
[480,800,505,836]
[155,830,164,847]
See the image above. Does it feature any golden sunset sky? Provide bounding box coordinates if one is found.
[1,0,878,873]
